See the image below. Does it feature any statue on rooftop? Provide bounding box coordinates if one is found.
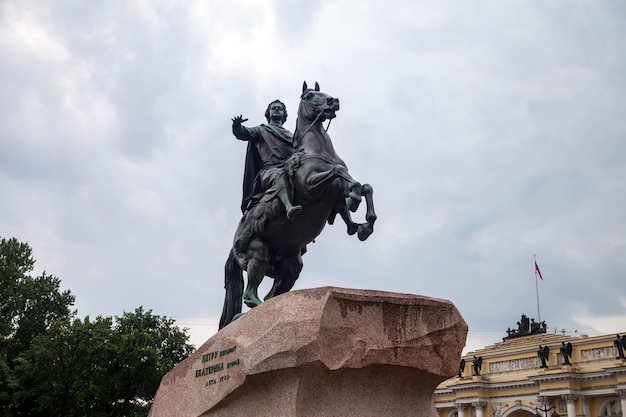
[560,341,573,366]
[537,345,550,368]
[472,356,483,376]
[615,334,626,359]
[504,314,547,340]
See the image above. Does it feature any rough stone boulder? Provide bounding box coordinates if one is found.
[149,286,467,417]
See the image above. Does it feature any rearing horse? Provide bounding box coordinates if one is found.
[219,82,376,329]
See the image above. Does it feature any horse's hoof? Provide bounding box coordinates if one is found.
[347,222,358,235]
[357,224,373,241]
[244,297,262,309]
[232,312,246,322]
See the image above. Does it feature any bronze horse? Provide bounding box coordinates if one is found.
[219,82,376,328]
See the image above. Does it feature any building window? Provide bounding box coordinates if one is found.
[599,398,622,416]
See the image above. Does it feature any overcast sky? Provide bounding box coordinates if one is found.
[1,1,625,353]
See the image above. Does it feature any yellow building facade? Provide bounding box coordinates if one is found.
[434,329,626,417]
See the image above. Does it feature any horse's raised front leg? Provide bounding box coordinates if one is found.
[345,185,361,212]
[243,238,269,308]
[305,165,362,209]
[356,183,377,241]
[333,166,362,212]
[305,166,339,191]
[335,206,358,236]
[333,184,375,240]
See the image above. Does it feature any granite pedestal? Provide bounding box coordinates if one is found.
[149,287,467,417]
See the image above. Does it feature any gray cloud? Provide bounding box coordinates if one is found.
[1,0,624,351]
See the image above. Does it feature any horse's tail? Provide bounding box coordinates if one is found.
[219,249,243,329]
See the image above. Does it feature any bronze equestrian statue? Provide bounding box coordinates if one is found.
[220,82,376,329]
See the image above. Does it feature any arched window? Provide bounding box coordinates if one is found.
[503,406,537,417]
[599,398,622,416]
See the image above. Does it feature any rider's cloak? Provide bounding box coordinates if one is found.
[240,124,294,213]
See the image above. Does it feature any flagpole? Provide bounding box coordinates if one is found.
[534,254,541,323]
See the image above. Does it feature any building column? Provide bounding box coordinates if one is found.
[581,395,591,417]
[616,389,626,417]
[562,395,578,417]
[456,403,468,417]
[472,401,487,417]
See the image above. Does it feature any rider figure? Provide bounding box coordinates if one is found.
[232,100,302,219]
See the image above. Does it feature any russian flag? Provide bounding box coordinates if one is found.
[535,260,544,280]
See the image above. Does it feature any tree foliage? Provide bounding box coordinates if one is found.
[0,237,76,414]
[1,238,75,357]
[13,317,115,416]
[112,307,194,410]
[0,237,195,416]
[13,310,194,417]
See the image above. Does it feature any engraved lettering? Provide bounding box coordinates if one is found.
[220,346,237,357]
[201,351,219,363]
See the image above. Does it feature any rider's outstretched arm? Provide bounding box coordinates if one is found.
[232,115,255,141]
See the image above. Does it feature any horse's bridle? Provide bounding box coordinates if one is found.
[293,94,334,147]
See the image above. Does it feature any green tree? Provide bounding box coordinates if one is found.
[0,238,75,359]
[1,237,194,416]
[0,237,76,414]
[12,309,194,417]
[109,307,194,416]
[0,237,35,341]
[13,317,115,416]
[0,353,12,410]
[9,273,76,360]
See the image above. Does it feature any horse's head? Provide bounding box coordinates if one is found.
[299,81,340,124]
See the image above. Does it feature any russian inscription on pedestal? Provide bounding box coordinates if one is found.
[195,345,240,387]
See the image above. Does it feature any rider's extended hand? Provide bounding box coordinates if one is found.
[232,115,248,126]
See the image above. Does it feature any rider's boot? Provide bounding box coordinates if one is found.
[286,204,303,219]
[280,192,302,219]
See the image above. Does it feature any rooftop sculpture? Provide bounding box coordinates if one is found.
[503,313,547,341]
